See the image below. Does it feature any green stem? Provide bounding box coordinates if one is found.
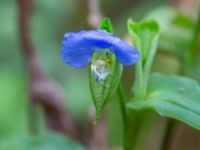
[117,83,130,149]
[123,63,145,150]
[124,62,151,150]
[160,119,176,150]
[132,61,146,101]
[124,110,142,150]
[123,63,148,150]
[117,83,127,127]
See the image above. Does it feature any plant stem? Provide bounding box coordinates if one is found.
[123,62,146,150]
[117,84,127,128]
[118,83,141,150]
[124,110,142,150]
[132,61,146,101]
[117,83,131,150]
[123,63,148,150]
[160,119,176,150]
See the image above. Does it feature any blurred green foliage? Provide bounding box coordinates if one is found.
[0,132,85,150]
[0,0,199,149]
[0,69,28,137]
[145,6,194,54]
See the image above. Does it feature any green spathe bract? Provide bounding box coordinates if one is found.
[125,19,160,150]
[128,19,160,100]
[90,49,123,121]
[89,18,123,121]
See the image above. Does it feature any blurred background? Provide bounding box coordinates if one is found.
[0,0,199,149]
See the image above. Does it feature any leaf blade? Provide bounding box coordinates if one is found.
[128,73,200,130]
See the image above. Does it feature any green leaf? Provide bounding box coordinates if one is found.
[90,50,123,121]
[98,18,114,34]
[127,73,200,130]
[127,19,160,100]
[0,132,85,150]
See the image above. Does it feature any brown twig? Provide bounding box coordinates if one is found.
[17,0,80,139]
[160,119,177,150]
[87,0,104,28]
[87,108,108,150]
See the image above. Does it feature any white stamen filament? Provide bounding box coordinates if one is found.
[91,59,112,81]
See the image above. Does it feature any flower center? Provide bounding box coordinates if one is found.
[91,59,112,81]
[91,49,115,82]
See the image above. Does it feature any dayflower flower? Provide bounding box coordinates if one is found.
[61,29,140,120]
[61,30,140,68]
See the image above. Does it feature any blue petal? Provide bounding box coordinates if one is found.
[61,30,139,67]
[61,32,92,67]
[111,38,140,65]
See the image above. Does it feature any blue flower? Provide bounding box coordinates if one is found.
[61,30,140,67]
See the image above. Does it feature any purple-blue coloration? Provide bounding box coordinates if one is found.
[61,30,140,67]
